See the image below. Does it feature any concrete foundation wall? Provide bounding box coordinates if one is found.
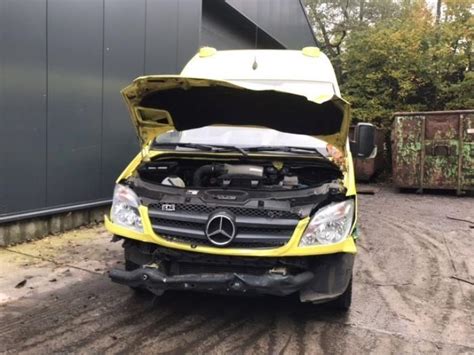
[0,206,110,246]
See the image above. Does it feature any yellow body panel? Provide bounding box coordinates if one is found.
[106,147,358,257]
[105,205,357,257]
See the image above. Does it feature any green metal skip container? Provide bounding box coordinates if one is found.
[391,110,474,194]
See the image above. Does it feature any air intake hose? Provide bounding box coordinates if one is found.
[193,164,226,187]
[193,164,264,187]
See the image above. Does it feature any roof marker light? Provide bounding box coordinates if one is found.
[199,47,217,58]
[302,47,321,58]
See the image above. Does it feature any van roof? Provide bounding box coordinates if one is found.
[181,48,341,97]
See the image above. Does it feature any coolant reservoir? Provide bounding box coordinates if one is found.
[161,176,186,187]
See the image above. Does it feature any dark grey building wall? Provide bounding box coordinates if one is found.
[226,0,316,49]
[0,0,314,220]
[0,0,47,214]
[0,0,202,219]
[201,0,284,50]
[47,0,104,206]
[202,1,255,49]
[101,0,147,197]
[145,0,201,74]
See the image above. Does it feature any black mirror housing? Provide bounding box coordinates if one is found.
[353,123,376,159]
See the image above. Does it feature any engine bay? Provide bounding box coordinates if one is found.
[135,156,342,191]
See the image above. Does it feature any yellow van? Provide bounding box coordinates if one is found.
[106,47,375,310]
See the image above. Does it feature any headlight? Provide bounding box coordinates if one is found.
[299,200,354,247]
[110,184,143,232]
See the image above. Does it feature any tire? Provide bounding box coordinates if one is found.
[330,277,352,311]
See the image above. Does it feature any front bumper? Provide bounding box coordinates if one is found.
[109,268,315,296]
[110,241,354,302]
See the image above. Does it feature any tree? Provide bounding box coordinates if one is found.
[304,0,473,129]
[433,0,474,108]
[304,0,356,79]
[304,0,402,80]
[341,2,438,127]
[436,0,442,24]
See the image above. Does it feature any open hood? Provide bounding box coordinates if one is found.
[121,75,351,152]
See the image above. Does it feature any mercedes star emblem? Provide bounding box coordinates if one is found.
[205,212,236,246]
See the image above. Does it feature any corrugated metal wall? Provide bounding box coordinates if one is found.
[0,0,201,218]
[201,0,285,50]
[226,0,316,49]
[0,0,315,220]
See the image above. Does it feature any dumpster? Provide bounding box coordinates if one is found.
[349,125,385,181]
[391,110,474,194]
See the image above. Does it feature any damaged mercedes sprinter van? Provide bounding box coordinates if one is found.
[105,47,375,310]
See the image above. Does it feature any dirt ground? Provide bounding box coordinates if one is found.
[0,186,472,354]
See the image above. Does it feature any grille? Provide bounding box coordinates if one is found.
[148,203,299,219]
[152,245,311,270]
[148,203,300,249]
[152,218,201,229]
[160,234,287,249]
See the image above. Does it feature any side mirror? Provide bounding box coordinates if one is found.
[353,123,376,159]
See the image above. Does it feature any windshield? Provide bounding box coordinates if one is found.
[153,126,328,157]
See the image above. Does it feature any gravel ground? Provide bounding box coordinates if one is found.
[0,186,472,354]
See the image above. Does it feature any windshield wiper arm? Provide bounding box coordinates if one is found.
[153,142,248,156]
[225,145,248,156]
[246,146,325,157]
[153,142,215,151]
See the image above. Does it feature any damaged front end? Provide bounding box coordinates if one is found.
[106,50,358,307]
[106,147,356,303]
[110,241,354,303]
